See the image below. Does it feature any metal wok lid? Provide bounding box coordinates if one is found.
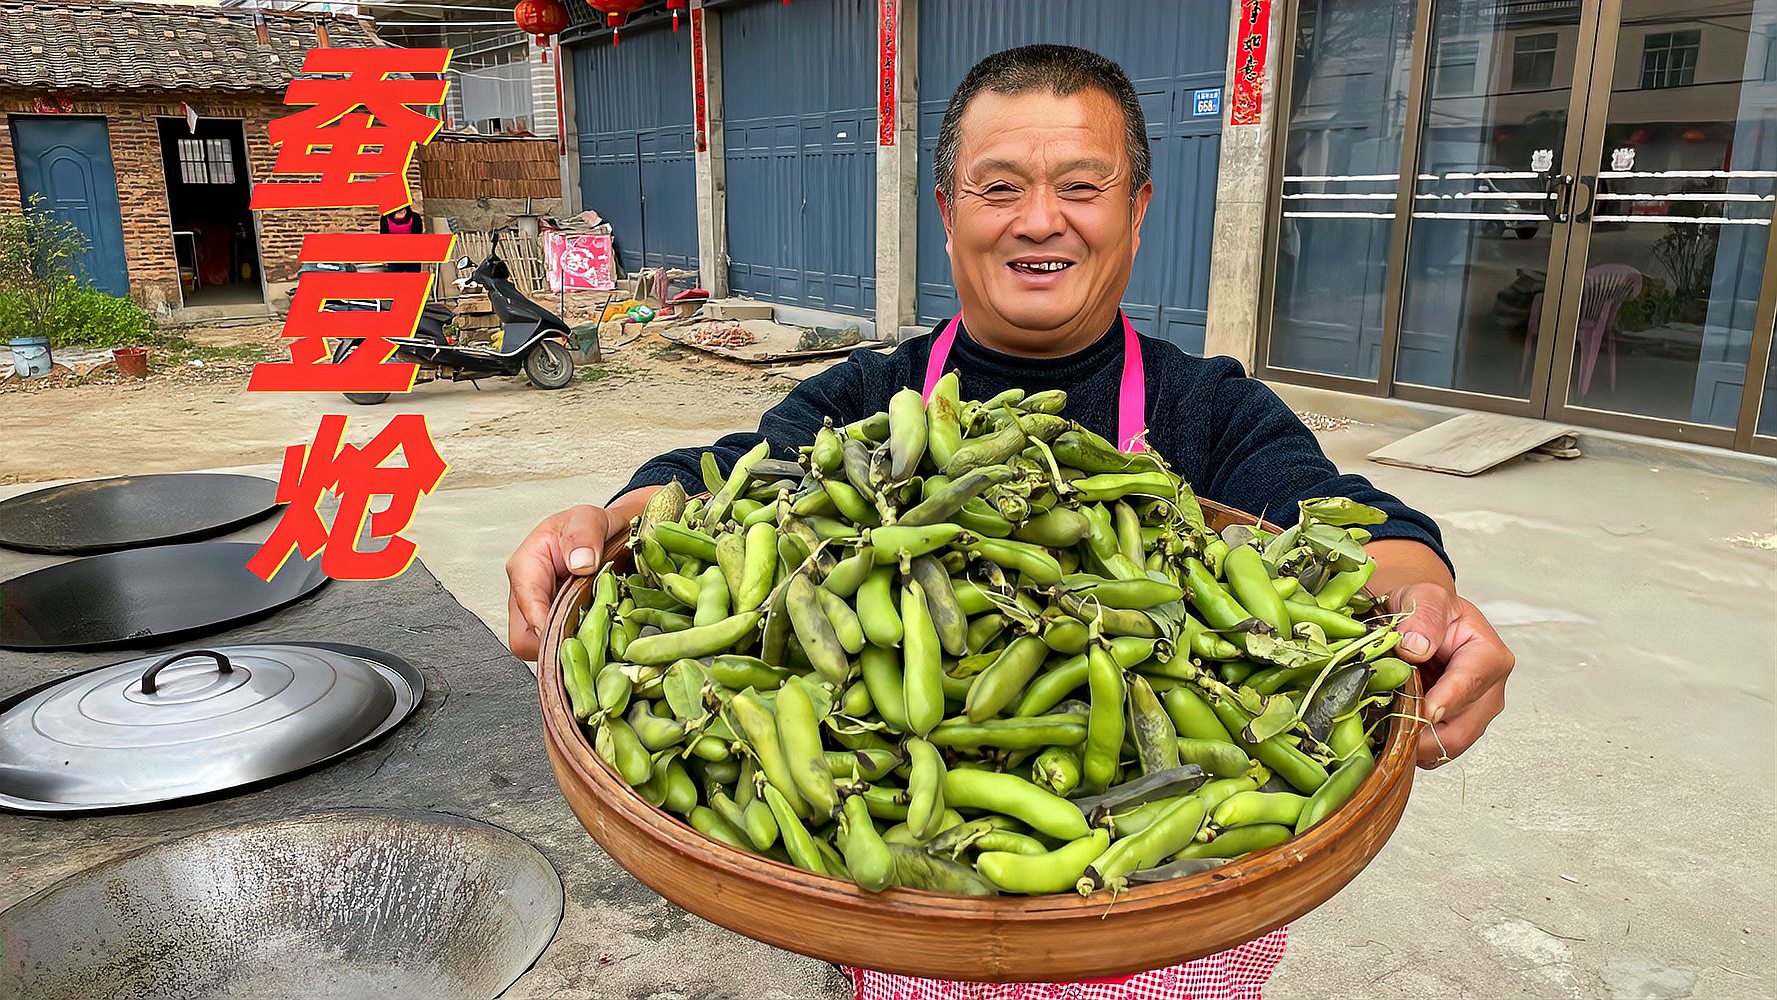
[0,642,423,814]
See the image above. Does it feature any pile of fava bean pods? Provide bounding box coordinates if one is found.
[561,376,1416,897]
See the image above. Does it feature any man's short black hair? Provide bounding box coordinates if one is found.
[934,44,1152,203]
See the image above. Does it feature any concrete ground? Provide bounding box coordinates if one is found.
[3,339,1773,999]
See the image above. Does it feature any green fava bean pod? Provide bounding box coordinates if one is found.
[1328,712,1374,765]
[926,372,964,471]
[776,678,840,819]
[905,738,948,840]
[859,644,911,732]
[786,575,851,688]
[594,662,632,720]
[839,793,895,892]
[978,829,1110,895]
[823,546,876,598]
[1032,746,1083,796]
[623,610,764,666]
[887,845,1000,896]
[627,700,686,752]
[928,715,1087,751]
[1210,790,1309,831]
[901,579,946,737]
[689,806,752,852]
[964,635,1050,722]
[1079,796,1209,894]
[1295,753,1376,834]
[887,387,928,484]
[815,584,867,655]
[559,637,597,722]
[1366,656,1414,694]
[1175,823,1293,860]
[1081,640,1126,795]
[1012,507,1092,548]
[942,768,1091,842]
[736,521,778,613]
[909,556,969,657]
[1184,558,1252,631]
[858,565,904,648]
[1210,697,1329,795]
[1315,561,1376,610]
[593,717,651,786]
[870,524,966,565]
[826,747,899,782]
[727,689,811,820]
[762,783,829,875]
[1014,655,1087,717]
[662,759,700,816]
[694,565,730,628]
[709,654,791,691]
[966,612,1009,655]
[1162,685,1237,744]
[1127,674,1181,775]
[1175,737,1254,778]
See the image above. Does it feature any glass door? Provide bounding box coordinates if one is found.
[1391,0,1603,411]
[1541,0,1777,443]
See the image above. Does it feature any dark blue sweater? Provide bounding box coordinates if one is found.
[619,316,1449,572]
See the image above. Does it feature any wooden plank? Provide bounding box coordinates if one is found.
[1368,413,1581,477]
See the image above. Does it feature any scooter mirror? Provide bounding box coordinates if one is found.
[456,256,473,269]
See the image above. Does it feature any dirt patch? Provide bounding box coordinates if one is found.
[0,325,790,490]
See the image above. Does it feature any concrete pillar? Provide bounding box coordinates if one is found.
[558,40,582,215]
[691,1,730,296]
[1202,0,1286,368]
[874,0,919,343]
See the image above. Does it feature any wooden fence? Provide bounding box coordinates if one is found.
[419,135,561,202]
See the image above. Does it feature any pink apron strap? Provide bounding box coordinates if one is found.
[920,313,962,401]
[1117,314,1148,453]
[920,311,1148,453]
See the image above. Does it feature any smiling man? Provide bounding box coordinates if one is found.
[508,44,1512,998]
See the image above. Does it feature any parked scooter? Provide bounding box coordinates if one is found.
[325,230,578,405]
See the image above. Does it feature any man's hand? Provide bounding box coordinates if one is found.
[505,504,618,662]
[1388,582,1512,767]
[1365,539,1513,769]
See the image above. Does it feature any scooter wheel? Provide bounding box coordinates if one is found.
[524,339,576,390]
[344,392,391,405]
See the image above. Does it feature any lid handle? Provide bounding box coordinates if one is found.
[141,649,233,694]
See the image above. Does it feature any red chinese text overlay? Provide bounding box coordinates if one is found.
[247,414,449,582]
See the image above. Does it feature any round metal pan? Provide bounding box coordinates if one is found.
[0,541,328,651]
[0,642,423,815]
[0,473,280,555]
[0,809,563,1000]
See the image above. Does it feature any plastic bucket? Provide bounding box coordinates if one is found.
[10,337,51,378]
[113,347,150,379]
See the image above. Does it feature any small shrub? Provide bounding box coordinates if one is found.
[52,283,155,350]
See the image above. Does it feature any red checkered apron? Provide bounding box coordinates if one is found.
[842,926,1289,1000]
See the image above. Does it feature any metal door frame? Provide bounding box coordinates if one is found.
[1386,0,1610,423]
[1255,0,1777,453]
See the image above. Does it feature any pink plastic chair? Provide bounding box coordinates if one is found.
[1519,263,1644,396]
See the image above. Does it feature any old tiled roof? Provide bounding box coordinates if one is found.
[0,1,390,93]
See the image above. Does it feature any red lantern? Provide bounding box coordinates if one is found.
[1682,127,1707,143]
[514,0,569,45]
[667,0,686,31]
[586,0,646,44]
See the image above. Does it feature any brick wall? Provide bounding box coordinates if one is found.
[2,89,424,315]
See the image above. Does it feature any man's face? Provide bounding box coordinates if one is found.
[937,87,1152,356]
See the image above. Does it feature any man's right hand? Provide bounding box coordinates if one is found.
[506,487,661,662]
[506,504,619,662]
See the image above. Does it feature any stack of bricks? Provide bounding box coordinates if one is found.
[0,90,423,315]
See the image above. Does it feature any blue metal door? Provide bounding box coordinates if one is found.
[916,2,1228,353]
[11,116,130,296]
[721,0,876,315]
[571,27,697,274]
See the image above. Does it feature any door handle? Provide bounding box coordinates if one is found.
[1572,175,1597,224]
[1544,173,1574,224]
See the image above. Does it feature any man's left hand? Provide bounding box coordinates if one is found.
[1387,582,1513,768]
